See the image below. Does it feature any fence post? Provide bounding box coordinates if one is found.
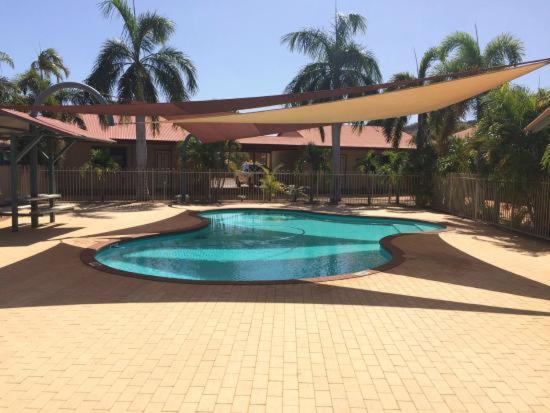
[474,178,480,220]
[10,137,19,232]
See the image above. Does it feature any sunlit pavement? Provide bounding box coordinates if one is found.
[1,203,549,412]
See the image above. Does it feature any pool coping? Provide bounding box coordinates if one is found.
[80,207,450,285]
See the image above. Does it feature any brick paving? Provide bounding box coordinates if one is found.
[0,204,549,412]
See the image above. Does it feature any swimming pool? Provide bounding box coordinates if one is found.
[95,209,443,282]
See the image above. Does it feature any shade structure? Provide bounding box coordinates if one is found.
[0,108,114,143]
[524,108,550,133]
[171,61,547,128]
[1,59,547,143]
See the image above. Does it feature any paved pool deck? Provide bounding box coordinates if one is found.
[1,203,549,412]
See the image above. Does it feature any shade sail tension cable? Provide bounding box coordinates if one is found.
[170,61,548,125]
[2,58,548,117]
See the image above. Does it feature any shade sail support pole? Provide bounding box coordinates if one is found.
[10,136,18,232]
[29,131,39,228]
[179,134,194,201]
[48,138,57,223]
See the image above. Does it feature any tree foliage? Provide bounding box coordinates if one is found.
[179,137,242,172]
[295,143,330,173]
[474,84,549,181]
[260,165,284,201]
[282,12,381,202]
[87,0,197,103]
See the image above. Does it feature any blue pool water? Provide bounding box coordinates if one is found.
[95,209,443,282]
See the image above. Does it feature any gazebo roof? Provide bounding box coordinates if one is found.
[0,109,115,143]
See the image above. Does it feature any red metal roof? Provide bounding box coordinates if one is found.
[237,125,415,150]
[452,126,476,139]
[1,111,415,150]
[78,114,187,142]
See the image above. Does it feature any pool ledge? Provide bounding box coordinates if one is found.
[80,207,449,285]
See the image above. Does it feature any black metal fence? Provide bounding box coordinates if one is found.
[2,166,548,239]
[432,174,550,239]
[47,169,421,206]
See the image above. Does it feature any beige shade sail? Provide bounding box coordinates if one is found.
[170,61,547,126]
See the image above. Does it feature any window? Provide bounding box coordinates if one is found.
[156,150,171,169]
[110,147,127,168]
[90,146,127,168]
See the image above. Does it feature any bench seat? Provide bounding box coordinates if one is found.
[0,204,76,217]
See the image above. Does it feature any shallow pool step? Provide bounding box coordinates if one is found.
[392,223,422,234]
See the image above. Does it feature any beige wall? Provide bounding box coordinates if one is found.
[59,143,401,172]
[271,150,300,171]
[59,141,179,170]
[270,148,385,173]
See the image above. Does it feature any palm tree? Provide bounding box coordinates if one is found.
[0,51,14,69]
[373,47,440,150]
[356,150,381,205]
[356,150,380,174]
[415,47,440,149]
[16,69,50,100]
[475,84,549,233]
[80,149,121,201]
[31,48,70,82]
[260,165,284,202]
[380,150,409,204]
[0,51,16,104]
[295,142,330,202]
[439,31,524,118]
[282,12,381,203]
[179,137,242,201]
[13,49,69,103]
[475,84,548,181]
[87,0,198,198]
[379,72,416,149]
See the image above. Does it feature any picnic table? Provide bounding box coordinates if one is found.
[0,194,75,225]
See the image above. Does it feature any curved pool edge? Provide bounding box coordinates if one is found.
[80,207,449,285]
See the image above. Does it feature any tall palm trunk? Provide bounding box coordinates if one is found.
[330,123,342,203]
[135,114,150,200]
[416,113,427,149]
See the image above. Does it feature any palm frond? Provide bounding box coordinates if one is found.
[284,62,331,95]
[31,48,70,82]
[136,11,175,53]
[144,47,197,100]
[281,29,330,60]
[340,42,382,83]
[439,31,481,68]
[0,76,19,104]
[0,51,14,69]
[418,47,439,78]
[87,39,132,95]
[99,0,137,40]
[16,69,50,97]
[335,13,367,42]
[484,33,524,67]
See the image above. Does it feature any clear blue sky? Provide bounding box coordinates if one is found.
[1,0,548,101]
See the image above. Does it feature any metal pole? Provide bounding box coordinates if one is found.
[30,138,39,228]
[10,137,18,232]
[179,134,194,202]
[48,138,56,222]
